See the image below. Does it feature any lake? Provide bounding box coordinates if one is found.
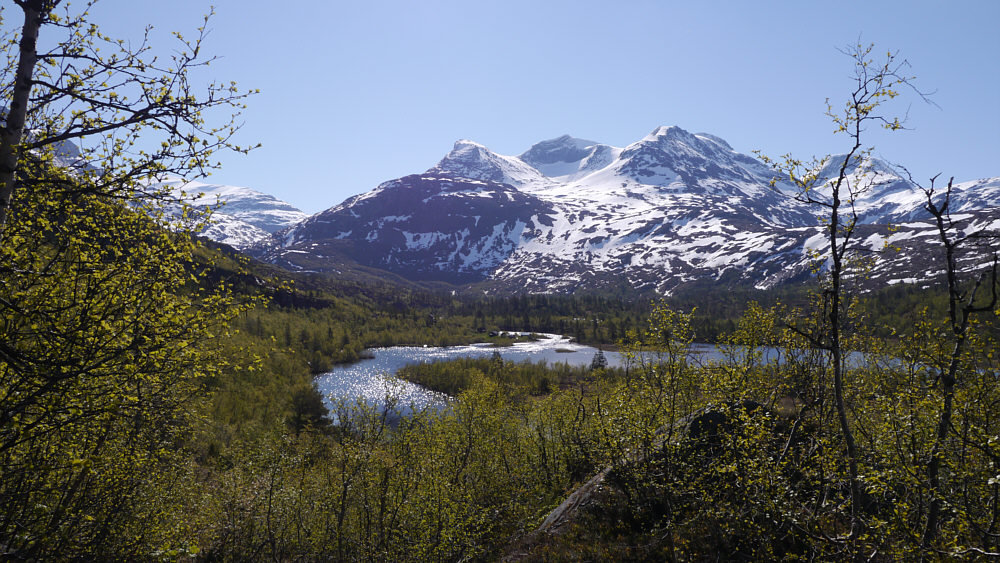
[315,333,741,415]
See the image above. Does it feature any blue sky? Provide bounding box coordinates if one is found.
[78,1,1000,212]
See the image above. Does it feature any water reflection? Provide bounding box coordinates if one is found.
[314,334,872,421]
[315,334,732,414]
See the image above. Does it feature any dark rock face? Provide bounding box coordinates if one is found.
[257,173,555,283]
[684,401,768,450]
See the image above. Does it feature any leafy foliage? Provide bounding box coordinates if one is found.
[0,159,254,558]
[3,9,998,560]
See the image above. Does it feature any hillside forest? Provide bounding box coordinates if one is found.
[1,3,999,561]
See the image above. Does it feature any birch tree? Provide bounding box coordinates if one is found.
[0,0,256,239]
[760,43,923,547]
[0,1,258,556]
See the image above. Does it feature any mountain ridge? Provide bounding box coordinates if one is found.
[239,126,999,295]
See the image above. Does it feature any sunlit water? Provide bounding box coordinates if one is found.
[315,334,732,415]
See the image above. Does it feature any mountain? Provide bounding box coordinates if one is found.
[430,139,552,190]
[257,173,555,282]
[518,135,619,180]
[246,127,999,295]
[879,176,1000,223]
[14,132,309,252]
[156,178,309,250]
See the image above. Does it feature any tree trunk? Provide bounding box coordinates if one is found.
[0,3,46,238]
[829,152,864,543]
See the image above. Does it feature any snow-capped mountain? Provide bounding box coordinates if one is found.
[249,127,999,295]
[518,135,619,180]
[266,173,555,282]
[16,132,309,252]
[431,139,552,190]
[156,178,308,250]
[880,176,1000,223]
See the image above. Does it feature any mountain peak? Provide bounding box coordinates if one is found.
[452,139,486,150]
[519,135,599,167]
[643,125,693,143]
[436,139,497,165]
[431,138,546,187]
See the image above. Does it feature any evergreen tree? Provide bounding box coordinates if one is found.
[589,349,608,371]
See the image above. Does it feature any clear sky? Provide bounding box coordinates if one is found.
[70,1,1000,212]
